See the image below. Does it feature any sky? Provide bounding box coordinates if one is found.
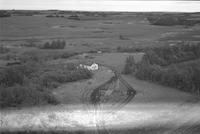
[0,0,200,12]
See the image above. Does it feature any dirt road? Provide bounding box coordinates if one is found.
[91,53,200,134]
[0,65,200,134]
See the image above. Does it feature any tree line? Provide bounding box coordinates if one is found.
[124,43,200,95]
[147,14,200,26]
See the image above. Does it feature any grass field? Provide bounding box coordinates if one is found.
[1,14,196,52]
[1,11,200,133]
[93,52,144,72]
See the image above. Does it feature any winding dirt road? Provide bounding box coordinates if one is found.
[0,64,200,134]
[86,64,136,134]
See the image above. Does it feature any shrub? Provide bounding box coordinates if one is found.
[191,66,200,94]
[40,40,66,49]
[123,56,136,74]
[46,14,54,17]
[0,84,58,108]
[132,60,200,94]
[50,52,77,60]
[0,59,92,108]
[0,45,10,54]
[60,52,76,59]
[0,54,16,60]
[39,67,92,88]
[20,51,43,63]
[0,11,11,17]
[0,61,59,108]
[143,43,200,66]
[0,67,24,87]
[0,62,40,87]
[117,46,146,53]
[20,50,77,63]
[124,43,200,95]
[147,14,200,26]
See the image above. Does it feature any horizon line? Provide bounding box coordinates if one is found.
[1,1,200,12]
[1,9,200,13]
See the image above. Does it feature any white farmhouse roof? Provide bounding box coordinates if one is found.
[79,63,99,71]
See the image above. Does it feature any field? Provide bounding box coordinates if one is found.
[0,11,200,133]
[1,13,196,52]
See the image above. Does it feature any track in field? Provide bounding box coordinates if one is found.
[81,64,136,134]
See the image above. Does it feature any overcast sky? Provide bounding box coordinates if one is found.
[0,0,200,12]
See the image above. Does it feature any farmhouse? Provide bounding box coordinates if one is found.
[79,63,99,71]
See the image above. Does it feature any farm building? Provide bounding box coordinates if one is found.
[79,63,99,71]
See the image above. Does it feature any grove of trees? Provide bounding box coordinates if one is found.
[0,51,92,108]
[124,43,200,95]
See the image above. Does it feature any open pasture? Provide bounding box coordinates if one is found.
[0,14,193,53]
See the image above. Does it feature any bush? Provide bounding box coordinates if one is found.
[20,51,43,62]
[0,84,58,108]
[0,59,92,108]
[39,67,92,88]
[147,14,200,26]
[142,43,200,66]
[50,52,77,60]
[0,66,24,87]
[0,62,40,87]
[0,11,11,17]
[0,45,10,54]
[0,62,56,108]
[40,40,66,49]
[117,46,146,53]
[123,56,136,74]
[124,43,200,95]
[133,60,200,94]
[20,50,77,63]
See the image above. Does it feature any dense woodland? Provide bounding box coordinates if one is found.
[124,42,200,95]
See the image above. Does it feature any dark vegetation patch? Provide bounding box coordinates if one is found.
[68,14,80,20]
[0,62,58,108]
[19,49,77,62]
[124,42,200,95]
[0,50,92,108]
[36,63,92,89]
[1,124,200,134]
[160,30,200,41]
[117,46,149,53]
[20,39,42,48]
[147,13,200,26]
[39,40,66,49]
[138,43,200,66]
[46,14,65,18]
[0,131,85,134]
[9,10,40,16]
[0,10,11,17]
[0,45,10,54]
